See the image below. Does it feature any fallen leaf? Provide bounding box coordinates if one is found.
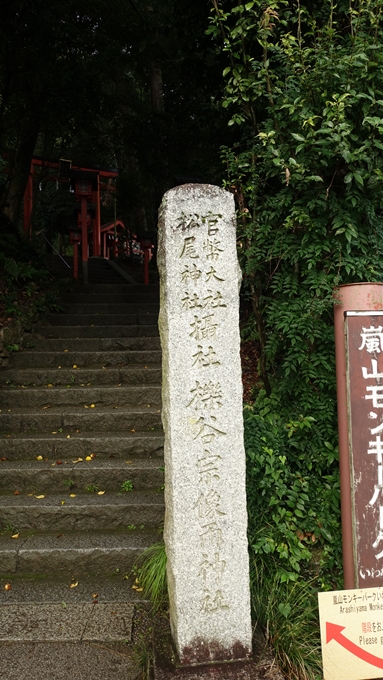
[4,435,11,438]
[135,578,140,585]
[61,500,65,505]
[4,584,11,591]
[51,431,57,434]
[11,533,19,539]
[56,460,62,465]
[64,349,68,352]
[90,404,95,408]
[126,461,133,464]
[36,455,43,461]
[69,494,76,497]
[131,429,135,433]
[57,534,63,538]
[97,490,105,495]
[132,585,143,592]
[84,405,89,409]
[58,366,61,369]
[76,430,80,433]
[73,365,78,369]
[69,581,78,588]
[35,495,45,499]
[90,453,95,459]
[28,493,34,496]
[92,593,98,599]
[66,435,71,439]
[13,491,19,495]
[47,384,53,388]
[0,457,7,461]
[85,456,92,461]
[42,406,51,409]
[92,600,99,604]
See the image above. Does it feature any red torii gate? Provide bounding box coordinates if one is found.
[23,157,119,282]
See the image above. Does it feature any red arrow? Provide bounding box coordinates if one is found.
[326,622,383,668]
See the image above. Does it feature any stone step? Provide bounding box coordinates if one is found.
[67,283,159,295]
[59,303,159,315]
[62,292,159,304]
[0,527,160,579]
[24,336,161,352]
[0,406,162,433]
[0,431,164,459]
[0,490,164,531]
[46,313,159,326]
[0,459,164,492]
[0,386,161,409]
[1,365,162,387]
[0,573,147,603]
[10,349,162,368]
[32,324,159,338]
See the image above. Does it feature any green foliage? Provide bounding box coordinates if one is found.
[134,542,168,613]
[250,554,322,680]
[86,484,99,493]
[120,479,134,492]
[210,0,383,585]
[244,405,342,588]
[0,230,62,326]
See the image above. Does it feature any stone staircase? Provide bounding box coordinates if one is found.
[0,276,164,613]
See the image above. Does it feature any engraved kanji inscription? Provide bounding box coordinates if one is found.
[197,449,221,484]
[203,237,224,261]
[180,263,202,283]
[205,266,224,283]
[200,589,229,613]
[180,236,199,259]
[182,290,226,310]
[190,314,218,341]
[192,415,227,443]
[198,552,226,585]
[199,521,223,552]
[196,489,226,520]
[175,212,202,231]
[192,345,221,369]
[187,381,223,410]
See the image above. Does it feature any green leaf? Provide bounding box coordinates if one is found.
[353,172,364,186]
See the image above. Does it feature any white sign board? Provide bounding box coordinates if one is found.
[319,587,383,679]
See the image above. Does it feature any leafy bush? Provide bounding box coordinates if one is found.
[250,553,322,680]
[244,404,342,588]
[0,229,61,326]
[209,0,383,587]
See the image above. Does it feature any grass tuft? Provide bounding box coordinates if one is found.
[134,542,167,613]
[250,553,322,680]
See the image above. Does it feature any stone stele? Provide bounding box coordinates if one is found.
[158,184,252,666]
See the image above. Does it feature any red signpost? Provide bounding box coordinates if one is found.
[335,284,383,588]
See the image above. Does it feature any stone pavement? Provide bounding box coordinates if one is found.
[0,642,140,680]
[0,575,284,680]
[0,575,142,679]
